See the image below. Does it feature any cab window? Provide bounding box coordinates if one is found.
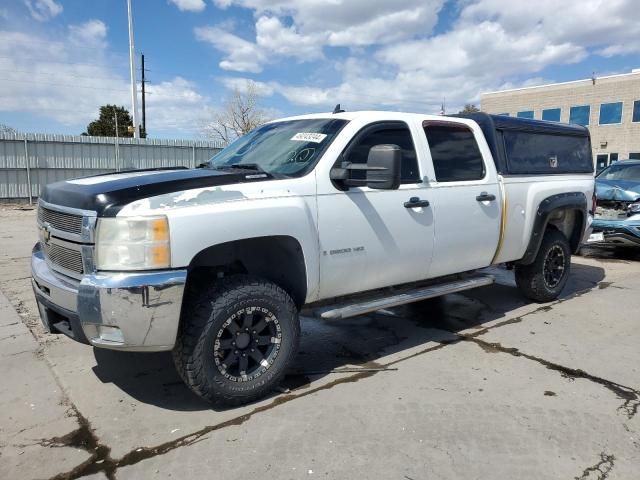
[423,123,485,182]
[342,123,420,184]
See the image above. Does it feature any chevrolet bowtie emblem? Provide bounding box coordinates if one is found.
[41,223,51,244]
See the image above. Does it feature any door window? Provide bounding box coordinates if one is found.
[423,123,485,182]
[342,124,420,184]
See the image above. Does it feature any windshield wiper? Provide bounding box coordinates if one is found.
[211,163,289,179]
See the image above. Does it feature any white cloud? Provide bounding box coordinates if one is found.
[168,0,206,12]
[0,23,213,135]
[68,20,108,49]
[145,77,214,132]
[195,25,267,73]
[209,0,640,115]
[201,0,445,72]
[24,0,62,22]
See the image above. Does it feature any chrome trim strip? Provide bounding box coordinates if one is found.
[318,275,495,320]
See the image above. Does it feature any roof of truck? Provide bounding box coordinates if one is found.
[273,111,591,137]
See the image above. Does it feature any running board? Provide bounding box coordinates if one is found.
[317,275,495,320]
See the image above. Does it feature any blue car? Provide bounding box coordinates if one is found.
[590,160,640,246]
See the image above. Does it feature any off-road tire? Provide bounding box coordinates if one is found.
[515,228,571,303]
[173,275,300,407]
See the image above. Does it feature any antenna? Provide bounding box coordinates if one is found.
[333,104,345,114]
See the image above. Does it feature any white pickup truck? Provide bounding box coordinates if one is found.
[31,111,595,406]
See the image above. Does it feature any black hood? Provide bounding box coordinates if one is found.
[39,167,275,216]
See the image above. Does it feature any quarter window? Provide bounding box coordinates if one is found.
[423,123,485,182]
[517,110,534,119]
[632,100,640,123]
[343,124,420,184]
[599,102,623,125]
[542,108,561,122]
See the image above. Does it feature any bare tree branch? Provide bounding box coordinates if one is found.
[204,81,270,144]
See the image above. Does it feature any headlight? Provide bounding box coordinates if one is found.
[628,202,640,214]
[95,216,170,270]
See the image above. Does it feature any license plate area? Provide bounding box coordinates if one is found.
[587,232,605,243]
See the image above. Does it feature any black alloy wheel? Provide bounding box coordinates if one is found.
[213,306,281,382]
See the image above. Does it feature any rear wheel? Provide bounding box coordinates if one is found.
[173,275,300,407]
[515,229,571,303]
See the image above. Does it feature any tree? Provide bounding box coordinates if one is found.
[205,81,269,144]
[85,105,134,137]
[0,124,17,134]
[459,104,480,114]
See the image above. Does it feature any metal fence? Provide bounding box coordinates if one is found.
[0,133,224,202]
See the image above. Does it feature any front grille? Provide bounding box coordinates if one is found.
[43,242,84,275]
[38,206,83,235]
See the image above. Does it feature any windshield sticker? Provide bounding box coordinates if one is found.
[290,132,327,143]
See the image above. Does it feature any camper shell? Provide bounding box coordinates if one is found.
[457,113,593,176]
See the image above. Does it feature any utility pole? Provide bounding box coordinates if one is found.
[141,53,146,138]
[127,0,140,138]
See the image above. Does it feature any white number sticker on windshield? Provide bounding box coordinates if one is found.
[290,132,327,143]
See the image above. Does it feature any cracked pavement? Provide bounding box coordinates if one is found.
[0,206,639,479]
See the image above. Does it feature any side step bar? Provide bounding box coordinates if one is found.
[317,275,495,320]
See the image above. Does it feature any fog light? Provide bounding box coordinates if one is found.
[96,325,124,344]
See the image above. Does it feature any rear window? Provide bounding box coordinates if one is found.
[503,131,593,175]
[423,123,485,182]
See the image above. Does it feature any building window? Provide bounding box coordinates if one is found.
[633,100,640,122]
[596,154,608,172]
[517,111,534,119]
[609,153,619,163]
[569,105,590,126]
[542,108,561,122]
[629,153,640,160]
[599,102,623,125]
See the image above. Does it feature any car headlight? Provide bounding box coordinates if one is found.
[95,216,170,270]
[628,202,640,214]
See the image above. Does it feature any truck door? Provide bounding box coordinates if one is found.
[316,121,435,299]
[420,120,501,277]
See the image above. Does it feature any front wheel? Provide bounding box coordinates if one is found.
[515,229,571,303]
[173,275,300,407]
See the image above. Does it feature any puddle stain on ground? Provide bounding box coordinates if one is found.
[465,337,640,419]
[574,452,615,480]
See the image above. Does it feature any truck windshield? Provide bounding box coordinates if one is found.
[207,118,348,177]
[597,163,640,181]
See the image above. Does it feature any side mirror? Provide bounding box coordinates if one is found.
[366,144,401,190]
[329,144,402,190]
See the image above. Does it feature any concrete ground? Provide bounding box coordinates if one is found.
[0,204,639,480]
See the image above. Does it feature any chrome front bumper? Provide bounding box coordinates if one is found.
[31,243,187,351]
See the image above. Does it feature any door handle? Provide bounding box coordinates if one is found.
[404,197,430,208]
[476,192,496,202]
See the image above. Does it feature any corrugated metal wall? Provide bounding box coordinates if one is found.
[0,133,224,201]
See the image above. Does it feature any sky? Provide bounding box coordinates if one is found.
[0,0,639,139]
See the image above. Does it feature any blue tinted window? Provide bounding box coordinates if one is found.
[542,108,561,122]
[599,102,623,124]
[517,111,534,119]
[569,105,590,126]
[633,100,640,122]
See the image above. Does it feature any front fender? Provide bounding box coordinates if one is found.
[167,197,320,301]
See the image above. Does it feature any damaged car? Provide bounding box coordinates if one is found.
[589,160,640,246]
